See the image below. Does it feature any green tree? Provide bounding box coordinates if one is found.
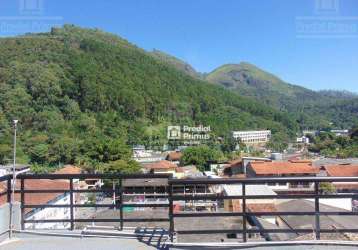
[320,182,336,194]
[30,143,49,164]
[102,159,141,174]
[0,144,11,164]
[181,145,222,171]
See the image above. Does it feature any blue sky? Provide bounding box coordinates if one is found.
[0,0,357,92]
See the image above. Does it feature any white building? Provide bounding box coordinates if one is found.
[24,166,82,230]
[331,129,349,137]
[296,136,310,144]
[0,164,30,177]
[232,130,271,144]
[25,192,72,230]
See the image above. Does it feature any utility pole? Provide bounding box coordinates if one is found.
[9,119,18,239]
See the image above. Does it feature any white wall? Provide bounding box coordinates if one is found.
[25,193,72,230]
[306,198,352,211]
[0,202,21,242]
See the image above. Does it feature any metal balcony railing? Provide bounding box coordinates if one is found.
[1,174,358,243]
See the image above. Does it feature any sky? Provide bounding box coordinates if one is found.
[0,0,357,92]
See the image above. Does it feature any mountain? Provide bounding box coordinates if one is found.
[204,63,358,129]
[318,90,358,99]
[150,49,201,78]
[205,63,319,109]
[0,25,298,168]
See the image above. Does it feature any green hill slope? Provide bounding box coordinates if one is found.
[0,25,298,169]
[205,63,358,129]
[150,49,201,78]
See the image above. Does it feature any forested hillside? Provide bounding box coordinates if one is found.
[0,25,298,171]
[154,54,358,130]
[150,49,201,79]
[204,63,358,130]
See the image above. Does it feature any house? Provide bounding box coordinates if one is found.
[132,145,166,163]
[133,149,165,163]
[320,164,358,193]
[222,159,243,176]
[296,136,310,144]
[0,165,84,230]
[143,160,177,175]
[0,178,74,230]
[331,129,349,137]
[54,165,97,190]
[176,165,202,179]
[246,160,319,193]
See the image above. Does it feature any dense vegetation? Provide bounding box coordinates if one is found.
[150,49,202,79]
[181,145,223,171]
[308,128,358,158]
[0,25,298,172]
[155,59,358,130]
[205,63,358,130]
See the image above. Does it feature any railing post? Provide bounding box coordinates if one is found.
[7,176,11,203]
[119,177,123,231]
[20,178,25,230]
[242,183,247,243]
[168,181,174,242]
[314,181,320,240]
[69,178,74,230]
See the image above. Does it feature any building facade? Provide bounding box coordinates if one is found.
[232,130,271,144]
[246,160,319,193]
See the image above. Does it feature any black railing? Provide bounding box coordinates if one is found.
[1,174,358,242]
[13,173,171,231]
[168,177,358,242]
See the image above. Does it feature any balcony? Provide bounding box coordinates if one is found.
[1,174,358,249]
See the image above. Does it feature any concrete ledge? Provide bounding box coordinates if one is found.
[0,202,21,243]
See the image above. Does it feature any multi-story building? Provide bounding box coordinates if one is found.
[232,130,271,144]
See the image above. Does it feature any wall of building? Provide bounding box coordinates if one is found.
[0,202,21,243]
[232,130,271,144]
[306,198,352,211]
[25,193,71,230]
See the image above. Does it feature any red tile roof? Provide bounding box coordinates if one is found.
[324,164,358,177]
[0,178,73,214]
[144,160,177,170]
[249,161,319,175]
